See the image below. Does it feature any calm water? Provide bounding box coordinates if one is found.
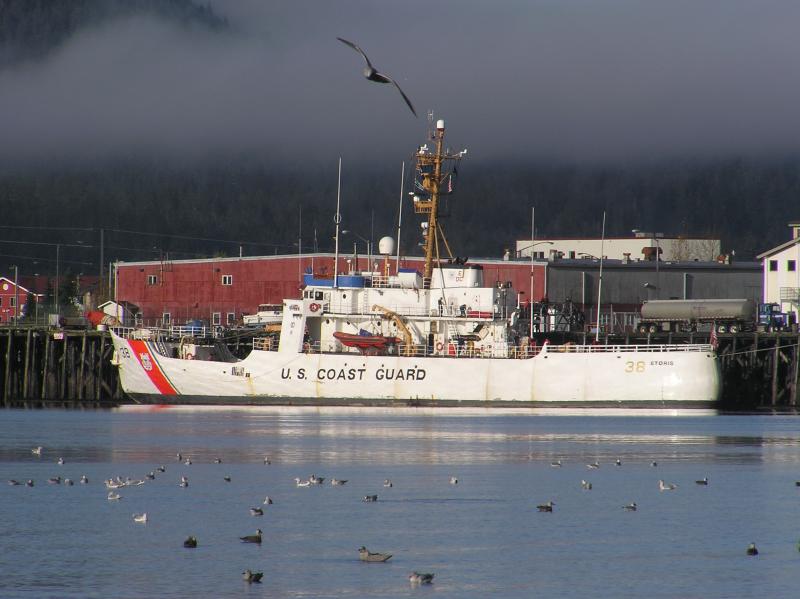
[2,407,800,598]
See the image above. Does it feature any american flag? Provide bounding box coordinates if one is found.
[709,324,719,350]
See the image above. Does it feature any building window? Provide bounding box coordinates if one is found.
[221,275,233,286]
[10,297,15,307]
[0,297,3,306]
[162,312,171,324]
[769,260,778,272]
[212,312,221,326]
[789,260,797,272]
[147,274,158,285]
[569,251,576,259]
[227,312,236,325]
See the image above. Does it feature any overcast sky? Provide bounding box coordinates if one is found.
[2,0,800,167]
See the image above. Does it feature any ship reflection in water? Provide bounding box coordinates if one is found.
[3,409,800,598]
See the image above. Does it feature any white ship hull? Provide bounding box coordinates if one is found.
[111,332,720,409]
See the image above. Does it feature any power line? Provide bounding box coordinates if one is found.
[107,228,287,248]
[0,240,94,249]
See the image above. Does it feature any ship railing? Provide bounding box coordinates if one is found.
[538,343,714,354]
[324,303,498,319]
[111,325,219,340]
[252,338,324,353]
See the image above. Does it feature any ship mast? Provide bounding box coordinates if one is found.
[413,116,464,288]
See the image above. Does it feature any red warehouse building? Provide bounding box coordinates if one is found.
[115,253,547,326]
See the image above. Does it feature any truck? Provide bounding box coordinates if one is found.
[638,299,796,333]
[757,303,798,332]
[638,299,753,333]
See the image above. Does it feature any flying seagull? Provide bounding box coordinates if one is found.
[336,37,417,117]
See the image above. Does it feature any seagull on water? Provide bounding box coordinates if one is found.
[449,476,459,485]
[32,446,43,456]
[145,472,155,480]
[408,572,434,585]
[622,502,637,511]
[363,494,378,502]
[550,460,562,468]
[383,479,393,488]
[263,496,273,505]
[107,491,121,501]
[223,475,231,483]
[250,507,263,516]
[695,477,709,485]
[179,476,189,488]
[336,37,417,117]
[48,476,61,485]
[176,453,182,461]
[263,457,271,465]
[331,478,348,486]
[615,459,622,466]
[80,475,89,484]
[242,569,263,583]
[537,501,555,512]
[309,474,325,485]
[26,479,34,487]
[294,477,311,488]
[183,536,197,548]
[651,461,658,467]
[8,479,20,485]
[214,458,222,464]
[240,529,263,544]
[184,459,192,466]
[133,513,148,523]
[359,546,392,562]
[64,478,74,486]
[156,465,166,473]
[581,479,593,490]
[658,480,678,491]
[747,542,758,556]
[587,462,600,470]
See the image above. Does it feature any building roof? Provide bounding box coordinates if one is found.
[98,300,140,312]
[756,237,800,260]
[0,276,35,295]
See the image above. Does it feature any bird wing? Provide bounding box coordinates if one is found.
[337,37,373,69]
[380,72,417,117]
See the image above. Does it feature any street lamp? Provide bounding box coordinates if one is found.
[10,265,18,324]
[516,241,554,259]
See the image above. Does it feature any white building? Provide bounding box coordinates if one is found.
[98,300,140,326]
[756,222,800,323]
[515,232,721,263]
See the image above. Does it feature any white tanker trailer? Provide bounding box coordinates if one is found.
[638,299,755,333]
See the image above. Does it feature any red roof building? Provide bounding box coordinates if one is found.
[115,254,546,326]
[0,277,40,324]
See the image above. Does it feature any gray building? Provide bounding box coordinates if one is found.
[536,257,761,332]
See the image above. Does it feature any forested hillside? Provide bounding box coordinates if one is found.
[0,1,798,274]
[0,0,226,67]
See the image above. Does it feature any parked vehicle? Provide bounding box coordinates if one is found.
[638,299,755,333]
[757,303,798,332]
[638,299,796,333]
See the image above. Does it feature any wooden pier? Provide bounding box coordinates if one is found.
[0,327,798,410]
[0,327,121,408]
